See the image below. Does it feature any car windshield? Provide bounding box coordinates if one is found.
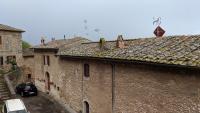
[25,86,31,90]
[9,110,27,113]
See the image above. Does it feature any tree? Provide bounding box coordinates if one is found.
[22,40,31,49]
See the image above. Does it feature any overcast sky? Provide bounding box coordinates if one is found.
[1,0,200,45]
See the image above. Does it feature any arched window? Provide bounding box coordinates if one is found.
[83,101,89,113]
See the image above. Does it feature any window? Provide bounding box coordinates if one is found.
[43,55,50,66]
[43,55,46,65]
[0,36,2,45]
[83,101,89,113]
[84,64,90,77]
[0,56,3,65]
[6,56,16,63]
[28,74,31,81]
[47,56,50,65]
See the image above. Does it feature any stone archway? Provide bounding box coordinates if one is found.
[45,72,50,91]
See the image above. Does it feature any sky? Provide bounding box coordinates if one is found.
[1,0,200,45]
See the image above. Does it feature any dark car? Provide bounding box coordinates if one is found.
[15,82,38,97]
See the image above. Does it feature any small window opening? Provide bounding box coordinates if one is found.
[0,36,2,45]
[84,64,90,77]
[47,56,50,65]
[83,101,89,113]
[28,74,31,81]
[0,56,3,65]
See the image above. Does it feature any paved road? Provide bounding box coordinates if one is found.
[0,93,70,113]
[18,92,70,113]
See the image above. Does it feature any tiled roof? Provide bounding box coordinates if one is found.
[59,35,200,67]
[23,49,34,57]
[33,37,90,49]
[0,24,25,32]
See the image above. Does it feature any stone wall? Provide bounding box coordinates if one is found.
[82,61,112,113]
[21,56,35,83]
[114,63,200,113]
[0,31,23,68]
[31,53,200,113]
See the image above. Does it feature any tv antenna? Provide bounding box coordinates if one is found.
[83,19,89,36]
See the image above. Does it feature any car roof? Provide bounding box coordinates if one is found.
[5,99,26,112]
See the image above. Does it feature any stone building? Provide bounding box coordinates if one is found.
[0,24,24,69]
[21,49,34,82]
[25,35,200,113]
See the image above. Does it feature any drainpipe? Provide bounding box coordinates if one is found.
[111,63,115,113]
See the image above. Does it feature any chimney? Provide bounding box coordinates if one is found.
[99,38,106,50]
[41,37,45,45]
[154,26,165,37]
[51,37,55,41]
[116,35,125,48]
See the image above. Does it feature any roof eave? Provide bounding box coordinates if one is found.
[59,55,200,70]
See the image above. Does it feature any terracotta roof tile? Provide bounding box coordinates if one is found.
[33,37,90,49]
[58,35,200,67]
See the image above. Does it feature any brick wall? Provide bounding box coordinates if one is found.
[31,54,200,113]
[82,61,112,113]
[114,63,200,113]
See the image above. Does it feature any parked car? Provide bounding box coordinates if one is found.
[1,99,30,113]
[15,82,37,97]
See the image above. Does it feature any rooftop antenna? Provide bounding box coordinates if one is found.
[94,28,101,37]
[83,19,89,36]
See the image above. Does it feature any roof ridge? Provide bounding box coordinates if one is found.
[81,34,200,44]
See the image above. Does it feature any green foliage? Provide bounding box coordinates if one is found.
[22,40,31,49]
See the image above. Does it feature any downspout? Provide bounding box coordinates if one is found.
[111,63,115,113]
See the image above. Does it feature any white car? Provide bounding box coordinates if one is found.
[1,99,30,113]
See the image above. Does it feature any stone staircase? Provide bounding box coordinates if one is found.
[0,74,11,101]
